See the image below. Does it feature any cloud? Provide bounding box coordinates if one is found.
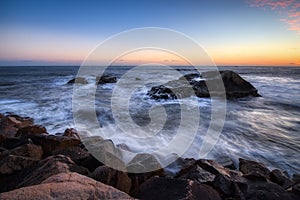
[248,0,300,34]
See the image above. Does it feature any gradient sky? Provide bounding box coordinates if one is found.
[0,0,299,66]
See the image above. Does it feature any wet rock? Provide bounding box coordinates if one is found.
[269,169,294,189]
[80,154,104,172]
[0,137,31,150]
[180,164,215,183]
[198,159,231,177]
[0,155,39,174]
[168,157,197,177]
[239,158,270,180]
[245,181,298,200]
[0,172,133,200]
[136,177,221,200]
[51,146,90,164]
[127,153,164,195]
[292,183,300,195]
[148,70,260,100]
[0,114,33,137]
[9,143,43,160]
[216,156,236,170]
[90,165,132,194]
[30,134,81,155]
[67,77,88,84]
[96,74,117,84]
[292,174,300,184]
[17,155,89,188]
[15,125,47,138]
[63,128,80,139]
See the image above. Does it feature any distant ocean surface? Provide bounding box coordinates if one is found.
[0,66,299,174]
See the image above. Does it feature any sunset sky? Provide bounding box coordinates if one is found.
[0,0,300,66]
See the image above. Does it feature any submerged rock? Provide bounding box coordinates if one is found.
[148,70,261,100]
[0,172,133,200]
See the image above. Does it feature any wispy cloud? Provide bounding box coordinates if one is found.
[248,0,300,34]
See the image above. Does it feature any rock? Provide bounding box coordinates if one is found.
[269,169,294,189]
[9,143,43,160]
[0,172,133,200]
[15,125,47,138]
[245,181,298,200]
[148,70,260,100]
[30,134,81,155]
[63,128,80,139]
[0,114,33,137]
[51,146,90,164]
[67,77,88,84]
[0,137,31,150]
[127,153,163,173]
[0,155,39,174]
[178,164,215,183]
[136,177,221,200]
[127,153,164,195]
[292,183,300,195]
[97,75,117,84]
[80,154,104,172]
[198,159,230,177]
[239,158,270,180]
[17,155,89,188]
[292,174,300,184]
[90,165,132,194]
[216,156,236,170]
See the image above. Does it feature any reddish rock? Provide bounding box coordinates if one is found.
[0,172,133,200]
[67,77,88,84]
[51,146,90,164]
[91,165,132,194]
[15,125,47,138]
[0,155,39,174]
[30,134,81,155]
[136,177,221,200]
[0,114,33,137]
[63,128,80,139]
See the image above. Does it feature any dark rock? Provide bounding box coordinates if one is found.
[51,146,90,164]
[127,153,163,173]
[239,158,270,180]
[15,125,47,138]
[270,169,294,189]
[292,174,300,184]
[96,75,117,84]
[30,134,81,155]
[292,183,300,195]
[127,153,164,195]
[80,154,104,172]
[0,172,133,200]
[176,162,215,183]
[63,128,80,139]
[148,70,260,100]
[198,159,231,177]
[90,165,132,194]
[0,155,39,174]
[67,77,88,84]
[245,181,297,200]
[0,137,31,150]
[0,114,33,138]
[217,156,236,170]
[136,177,222,200]
[9,143,43,160]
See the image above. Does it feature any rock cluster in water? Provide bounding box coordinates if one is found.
[148,70,261,99]
[0,113,299,200]
[67,74,117,85]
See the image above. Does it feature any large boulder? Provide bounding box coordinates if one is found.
[148,70,260,100]
[239,158,270,181]
[90,165,132,194]
[0,172,133,200]
[136,177,221,200]
[8,143,43,160]
[15,125,47,138]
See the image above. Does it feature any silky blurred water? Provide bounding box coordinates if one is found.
[0,66,299,174]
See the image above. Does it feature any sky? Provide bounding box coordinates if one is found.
[0,0,299,66]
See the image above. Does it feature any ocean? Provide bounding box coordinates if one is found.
[0,66,299,174]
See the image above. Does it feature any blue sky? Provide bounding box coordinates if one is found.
[0,0,299,66]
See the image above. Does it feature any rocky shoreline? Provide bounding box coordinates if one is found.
[0,113,299,200]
